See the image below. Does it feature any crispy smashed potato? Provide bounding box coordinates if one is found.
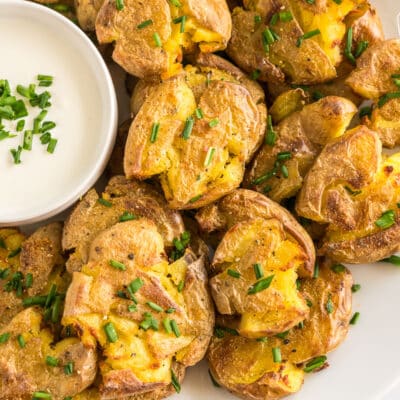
[63,216,214,399]
[296,125,400,263]
[124,55,266,209]
[63,176,185,272]
[245,96,357,203]
[346,39,400,99]
[0,307,97,399]
[196,189,316,338]
[227,0,379,85]
[0,223,66,329]
[208,258,353,400]
[95,0,231,79]
[75,0,104,31]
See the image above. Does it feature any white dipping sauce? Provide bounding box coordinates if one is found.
[0,3,116,225]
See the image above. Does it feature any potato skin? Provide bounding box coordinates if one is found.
[62,176,185,272]
[244,96,357,202]
[207,257,353,400]
[0,308,97,400]
[74,0,104,31]
[296,125,400,263]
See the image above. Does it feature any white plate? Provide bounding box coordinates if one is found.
[173,2,400,400]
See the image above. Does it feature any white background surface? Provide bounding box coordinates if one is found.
[171,1,400,400]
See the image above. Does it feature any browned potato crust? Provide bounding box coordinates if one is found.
[0,223,65,329]
[124,57,266,210]
[63,217,214,399]
[296,125,400,263]
[196,189,315,277]
[244,96,357,203]
[75,0,104,31]
[207,258,353,400]
[346,39,400,99]
[0,307,97,399]
[95,0,231,80]
[62,176,185,272]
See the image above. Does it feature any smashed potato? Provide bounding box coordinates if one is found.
[296,125,400,263]
[124,55,266,209]
[95,0,231,79]
[245,96,357,203]
[63,217,213,399]
[208,258,353,400]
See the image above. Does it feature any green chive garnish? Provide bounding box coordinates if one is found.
[23,130,33,151]
[279,11,293,22]
[382,255,400,266]
[281,164,289,178]
[0,333,10,343]
[277,151,291,161]
[313,262,319,278]
[325,295,334,314]
[227,269,241,278]
[270,13,278,26]
[354,41,368,58]
[64,361,74,375]
[10,146,22,164]
[303,355,327,373]
[97,198,112,207]
[153,32,162,47]
[46,356,59,366]
[378,93,400,108]
[163,318,173,334]
[171,320,181,337]
[104,322,118,343]
[272,347,282,363]
[248,275,274,295]
[350,311,360,325]
[150,122,160,143]
[137,19,153,29]
[32,392,52,399]
[195,108,203,119]
[169,0,182,6]
[375,210,396,229]
[265,115,277,146]
[51,295,62,323]
[344,28,356,65]
[119,211,137,222]
[16,119,25,132]
[109,259,126,271]
[182,116,194,140]
[47,138,57,154]
[128,303,137,312]
[166,307,176,314]
[8,247,21,258]
[171,369,181,393]
[209,118,219,128]
[189,194,202,203]
[251,69,261,80]
[253,263,264,279]
[351,283,361,293]
[17,334,26,348]
[140,312,159,331]
[254,15,262,25]
[147,301,163,312]
[275,330,289,339]
[331,264,345,273]
[177,280,184,293]
[297,29,321,47]
[204,147,216,167]
[115,0,124,11]
[129,278,144,294]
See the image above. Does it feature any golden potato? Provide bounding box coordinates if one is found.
[62,176,185,272]
[346,39,400,99]
[124,56,267,209]
[208,258,353,400]
[296,125,400,263]
[63,217,214,399]
[244,96,357,203]
[75,0,104,31]
[0,307,97,399]
[95,0,231,79]
[0,223,66,329]
[366,98,400,148]
[268,88,307,124]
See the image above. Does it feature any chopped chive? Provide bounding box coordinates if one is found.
[251,69,261,80]
[279,11,293,22]
[173,16,187,33]
[171,369,181,393]
[189,194,202,203]
[109,259,126,271]
[115,0,124,11]
[313,262,319,278]
[47,138,57,154]
[104,322,118,343]
[354,41,369,58]
[137,19,153,29]
[248,275,274,295]
[204,147,216,167]
[17,334,26,348]
[253,263,264,279]
[23,295,47,307]
[140,312,159,331]
[153,32,162,47]
[277,151,291,161]
[195,108,203,119]
[265,115,277,146]
[263,185,272,193]
[378,92,400,108]
[270,13,278,26]
[252,170,276,185]
[46,355,59,366]
[129,278,144,294]
[163,318,172,334]
[375,210,396,229]
[0,105,14,119]
[169,0,182,6]
[382,255,400,266]
[331,264,345,273]
[51,295,62,323]
[8,247,21,258]
[119,211,137,222]
[171,319,181,337]
[23,130,33,151]
[45,284,57,308]
[64,361,74,375]
[150,122,160,143]
[272,347,282,363]
[41,121,56,132]
[275,330,289,339]
[312,90,325,101]
[350,311,360,325]
[37,74,53,81]
[177,280,184,293]
[16,119,25,132]
[10,146,23,164]
[182,116,194,140]
[298,321,304,329]
[262,28,276,46]
[128,304,137,312]
[297,29,321,47]
[40,133,51,144]
[344,186,362,196]
[227,269,241,278]
[326,294,334,314]
[332,0,342,4]
[166,307,176,314]
[0,130,16,141]
[254,15,262,25]
[344,28,356,65]
[0,333,10,343]
[306,298,313,307]
[281,164,289,178]
[147,301,163,312]
[209,118,219,128]
[32,392,52,399]
[351,283,361,292]
[97,198,112,207]
[303,355,327,373]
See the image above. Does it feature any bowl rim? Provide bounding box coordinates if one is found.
[0,0,118,227]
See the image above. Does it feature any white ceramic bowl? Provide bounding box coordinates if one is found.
[0,0,117,226]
